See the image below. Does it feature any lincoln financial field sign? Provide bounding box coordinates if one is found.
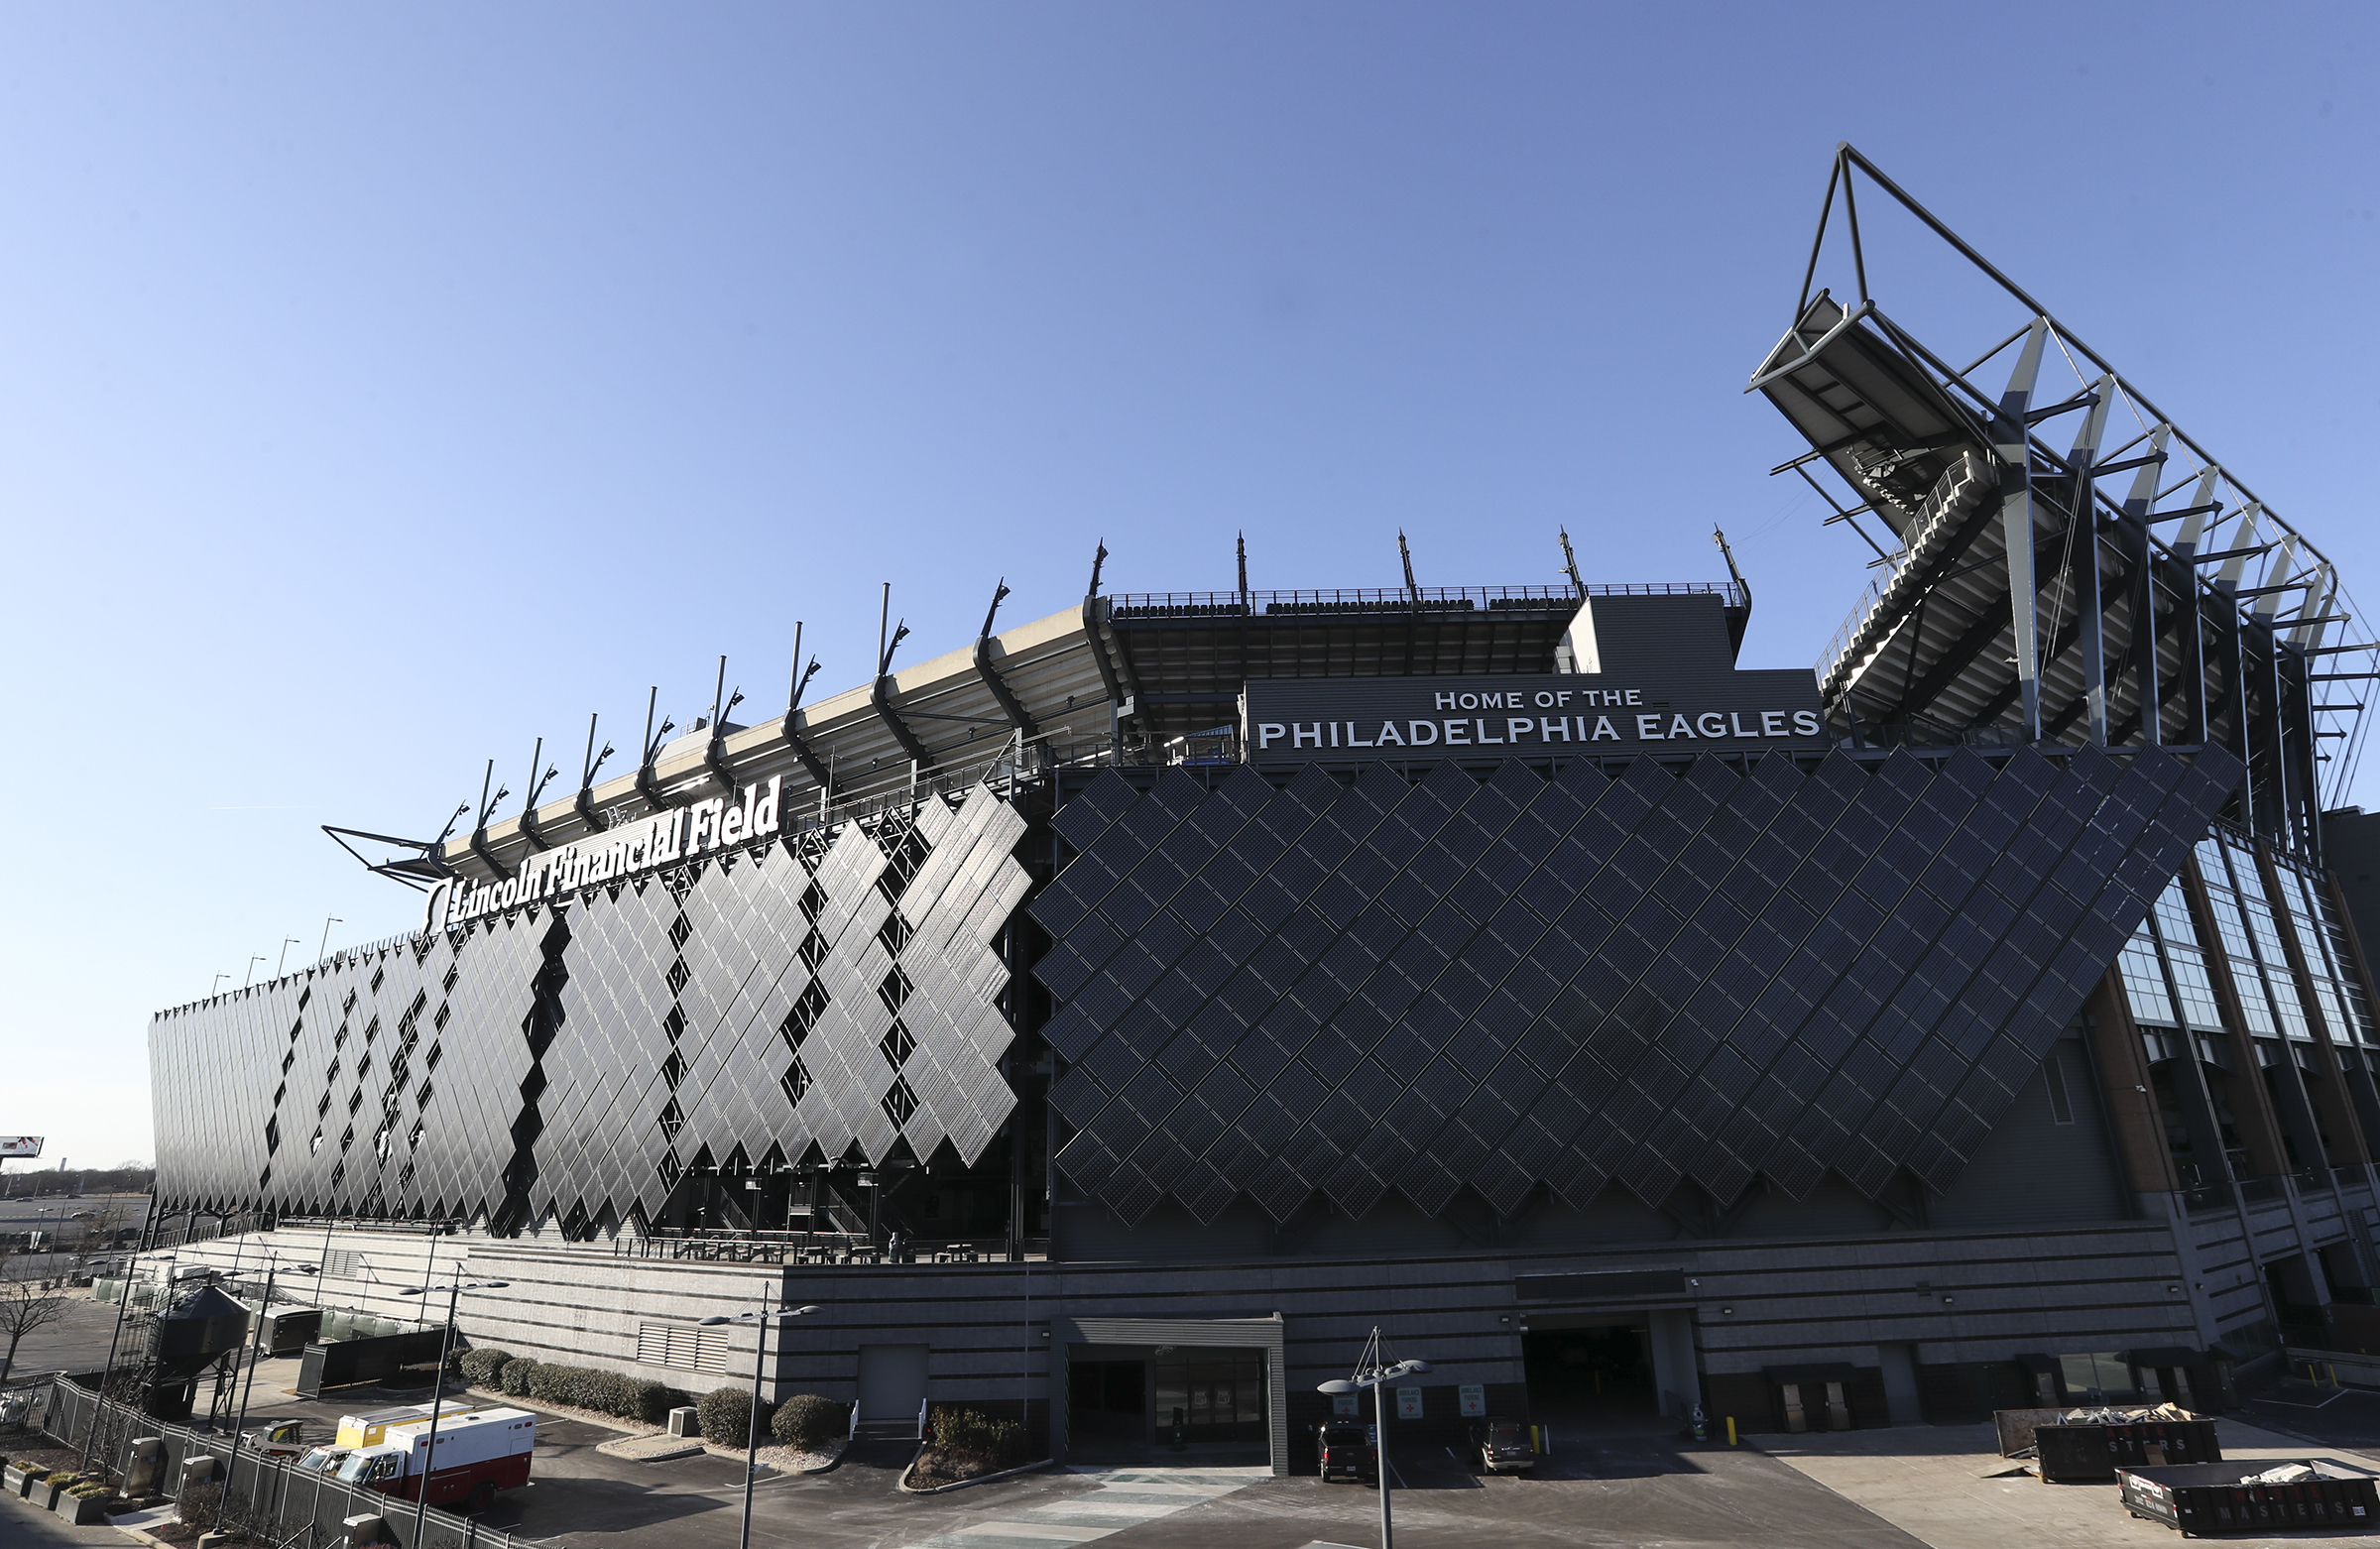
[1243,670,1828,760]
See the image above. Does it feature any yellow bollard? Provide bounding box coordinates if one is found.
[1726,1416,1737,1446]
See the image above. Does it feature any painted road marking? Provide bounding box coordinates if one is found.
[913,1463,1264,1549]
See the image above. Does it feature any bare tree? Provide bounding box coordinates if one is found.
[0,1243,73,1382]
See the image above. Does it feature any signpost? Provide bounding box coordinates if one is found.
[0,1138,43,1158]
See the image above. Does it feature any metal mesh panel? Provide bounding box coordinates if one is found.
[152,782,1028,1230]
[1032,747,2240,1226]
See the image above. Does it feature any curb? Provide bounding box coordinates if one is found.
[598,1438,705,1464]
[701,1439,847,1476]
[459,1385,651,1438]
[898,1451,1055,1494]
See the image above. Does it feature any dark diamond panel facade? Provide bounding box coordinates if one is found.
[1029,746,2241,1226]
[152,782,1028,1225]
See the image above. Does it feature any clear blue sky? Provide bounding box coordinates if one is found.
[2,3,2372,1173]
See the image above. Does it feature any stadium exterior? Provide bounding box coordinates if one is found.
[145,151,2380,1461]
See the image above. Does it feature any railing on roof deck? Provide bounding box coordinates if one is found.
[272,733,1127,969]
[314,930,419,971]
[1107,581,1741,618]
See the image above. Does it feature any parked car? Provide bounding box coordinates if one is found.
[237,1419,310,1461]
[1317,1420,1376,1484]
[1468,1416,1537,1475]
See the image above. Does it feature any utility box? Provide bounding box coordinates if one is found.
[257,1306,323,1357]
[125,1438,164,1496]
[667,1406,699,1438]
[178,1454,218,1493]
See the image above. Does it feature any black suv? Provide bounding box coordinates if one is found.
[1317,1421,1377,1483]
[1468,1417,1537,1474]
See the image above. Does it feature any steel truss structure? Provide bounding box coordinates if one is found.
[1755,144,2378,862]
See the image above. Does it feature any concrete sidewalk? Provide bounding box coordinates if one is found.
[0,1487,145,1546]
[1760,1420,2380,1547]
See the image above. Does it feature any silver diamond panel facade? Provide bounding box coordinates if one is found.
[1030,744,2242,1227]
[151,782,1028,1223]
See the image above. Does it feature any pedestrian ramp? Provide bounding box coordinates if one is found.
[911,1464,1269,1549]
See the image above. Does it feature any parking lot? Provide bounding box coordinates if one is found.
[0,1305,2007,1549]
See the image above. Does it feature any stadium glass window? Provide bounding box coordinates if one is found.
[2044,1052,2075,1126]
[2117,935,2175,1026]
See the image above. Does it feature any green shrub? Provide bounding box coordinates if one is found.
[696,1386,769,1448]
[930,1407,1027,1467]
[771,1393,849,1450]
[458,1347,515,1387]
[527,1362,583,1409]
[46,1471,77,1486]
[626,1377,671,1424]
[499,1358,538,1397]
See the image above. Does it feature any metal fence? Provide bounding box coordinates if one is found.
[41,1376,534,1549]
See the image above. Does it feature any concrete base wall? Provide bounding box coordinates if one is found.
[147,1210,2216,1458]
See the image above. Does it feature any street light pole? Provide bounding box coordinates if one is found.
[1318,1329,1431,1549]
[697,1298,821,1549]
[74,1250,169,1470]
[397,1277,509,1543]
[220,1259,319,1506]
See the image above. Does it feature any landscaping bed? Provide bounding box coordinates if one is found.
[902,1407,1038,1489]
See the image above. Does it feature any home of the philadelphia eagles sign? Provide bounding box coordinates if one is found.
[1239,588,1830,763]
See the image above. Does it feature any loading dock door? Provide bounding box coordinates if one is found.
[858,1343,929,1423]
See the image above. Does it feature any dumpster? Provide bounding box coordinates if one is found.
[1998,1404,2219,1482]
[2119,1459,2380,1536]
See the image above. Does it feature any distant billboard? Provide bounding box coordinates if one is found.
[0,1137,44,1158]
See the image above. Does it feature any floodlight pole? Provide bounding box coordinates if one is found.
[742,1288,771,1549]
[416,1279,463,1542]
[397,1277,506,1544]
[1319,1329,1429,1549]
[76,1253,149,1470]
[699,1297,822,1549]
[219,1258,316,1506]
[218,1265,277,1505]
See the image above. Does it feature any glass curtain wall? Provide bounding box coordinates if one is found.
[2197,836,2338,1168]
[2272,854,2380,1143]
[2124,883,2245,1186]
[2116,835,2380,1184]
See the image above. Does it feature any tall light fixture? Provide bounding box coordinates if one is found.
[220,1257,319,1502]
[698,1295,823,1549]
[1316,1328,1431,1549]
[395,1277,511,1540]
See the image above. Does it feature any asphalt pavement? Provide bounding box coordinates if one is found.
[7,1290,1946,1549]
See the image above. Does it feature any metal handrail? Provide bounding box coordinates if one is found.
[1110,581,1738,614]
